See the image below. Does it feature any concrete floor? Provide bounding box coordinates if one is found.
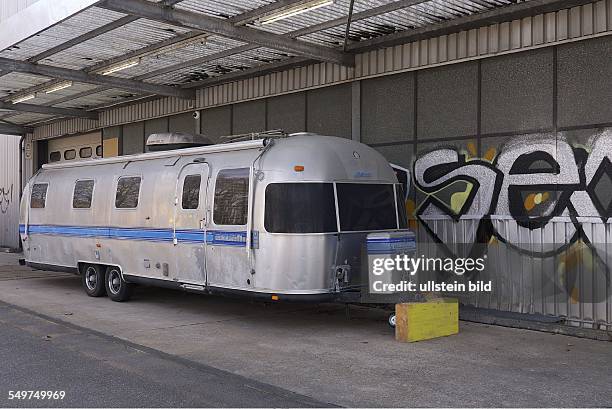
[0,253,611,407]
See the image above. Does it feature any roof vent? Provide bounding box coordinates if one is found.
[146,132,214,151]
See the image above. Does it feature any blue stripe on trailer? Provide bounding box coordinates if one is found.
[366,235,416,253]
[19,224,247,247]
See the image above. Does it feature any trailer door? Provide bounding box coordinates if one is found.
[174,163,209,285]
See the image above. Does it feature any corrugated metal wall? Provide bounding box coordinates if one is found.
[0,134,21,249]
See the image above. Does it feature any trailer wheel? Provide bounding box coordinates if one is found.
[388,313,396,328]
[82,264,106,297]
[105,267,133,302]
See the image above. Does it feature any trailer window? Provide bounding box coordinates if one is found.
[30,183,48,209]
[96,145,103,157]
[213,168,249,225]
[73,180,94,209]
[64,149,76,160]
[181,174,201,210]
[115,177,141,209]
[336,183,397,231]
[79,147,92,158]
[265,183,337,233]
[49,151,61,162]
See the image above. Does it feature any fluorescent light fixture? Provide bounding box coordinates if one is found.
[11,94,35,104]
[99,59,140,76]
[257,0,334,25]
[44,81,72,94]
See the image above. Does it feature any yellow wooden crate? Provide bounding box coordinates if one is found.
[395,298,458,342]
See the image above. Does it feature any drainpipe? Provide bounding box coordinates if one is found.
[18,134,25,251]
[18,135,24,200]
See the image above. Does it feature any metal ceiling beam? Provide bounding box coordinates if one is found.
[0,101,98,119]
[347,0,599,52]
[0,122,31,135]
[5,0,310,111]
[148,0,430,84]
[184,57,312,88]
[289,0,430,38]
[0,57,195,99]
[28,15,139,64]
[0,0,189,83]
[101,0,354,66]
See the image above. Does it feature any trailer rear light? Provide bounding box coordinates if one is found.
[271,295,279,301]
[294,165,304,172]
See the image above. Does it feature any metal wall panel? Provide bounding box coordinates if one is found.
[481,48,554,134]
[361,73,414,144]
[122,121,144,155]
[306,84,352,138]
[200,105,232,139]
[0,134,21,249]
[557,36,612,127]
[232,100,266,135]
[266,92,306,134]
[168,112,196,135]
[417,62,478,139]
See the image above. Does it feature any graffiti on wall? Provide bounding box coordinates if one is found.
[410,129,612,305]
[0,184,12,214]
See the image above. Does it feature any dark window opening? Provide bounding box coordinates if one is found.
[49,151,61,162]
[265,183,337,233]
[30,183,48,209]
[337,183,397,231]
[73,180,94,209]
[213,168,249,225]
[96,145,103,157]
[182,174,201,210]
[64,149,76,160]
[79,147,92,158]
[115,176,141,209]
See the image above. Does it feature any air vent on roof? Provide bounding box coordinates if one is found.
[146,132,214,151]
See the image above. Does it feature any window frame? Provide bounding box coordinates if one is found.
[113,175,142,210]
[96,145,103,157]
[64,149,76,160]
[335,182,400,233]
[79,146,93,159]
[211,167,250,227]
[49,151,61,162]
[30,182,49,209]
[263,181,338,235]
[180,174,202,211]
[262,181,402,235]
[71,179,95,210]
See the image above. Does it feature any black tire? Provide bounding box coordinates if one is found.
[82,264,106,297]
[105,267,133,302]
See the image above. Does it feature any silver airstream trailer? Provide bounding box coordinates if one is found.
[19,132,410,303]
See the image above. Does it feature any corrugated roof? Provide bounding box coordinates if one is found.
[0,0,545,126]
